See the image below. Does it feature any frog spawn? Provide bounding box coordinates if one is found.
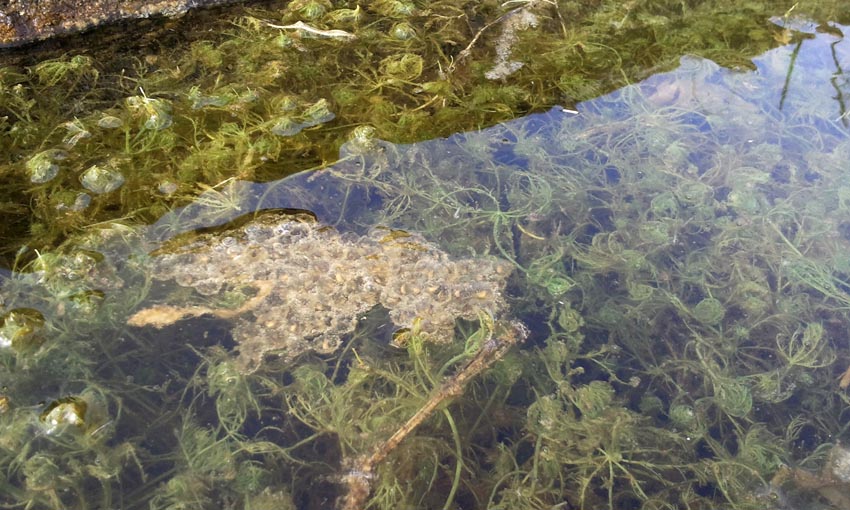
[128,215,512,373]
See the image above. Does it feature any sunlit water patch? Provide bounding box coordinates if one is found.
[2,18,850,510]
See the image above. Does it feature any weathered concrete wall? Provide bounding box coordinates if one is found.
[0,0,242,47]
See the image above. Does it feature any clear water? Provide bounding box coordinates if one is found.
[2,2,850,509]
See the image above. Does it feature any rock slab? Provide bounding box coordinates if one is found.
[0,0,242,47]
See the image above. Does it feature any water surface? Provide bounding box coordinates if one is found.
[2,3,850,509]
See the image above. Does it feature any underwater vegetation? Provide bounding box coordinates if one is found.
[0,0,841,267]
[242,42,850,508]
[4,1,850,510]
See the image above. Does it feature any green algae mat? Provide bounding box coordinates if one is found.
[3,1,850,509]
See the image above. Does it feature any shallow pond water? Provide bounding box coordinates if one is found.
[2,2,850,509]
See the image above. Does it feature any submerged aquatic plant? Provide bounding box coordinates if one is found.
[0,0,809,267]
[3,2,850,510]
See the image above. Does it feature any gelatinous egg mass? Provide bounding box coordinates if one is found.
[129,213,512,373]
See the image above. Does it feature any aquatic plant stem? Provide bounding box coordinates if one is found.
[339,320,527,510]
[442,408,463,510]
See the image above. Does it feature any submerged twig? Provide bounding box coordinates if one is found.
[126,280,274,327]
[339,320,528,510]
